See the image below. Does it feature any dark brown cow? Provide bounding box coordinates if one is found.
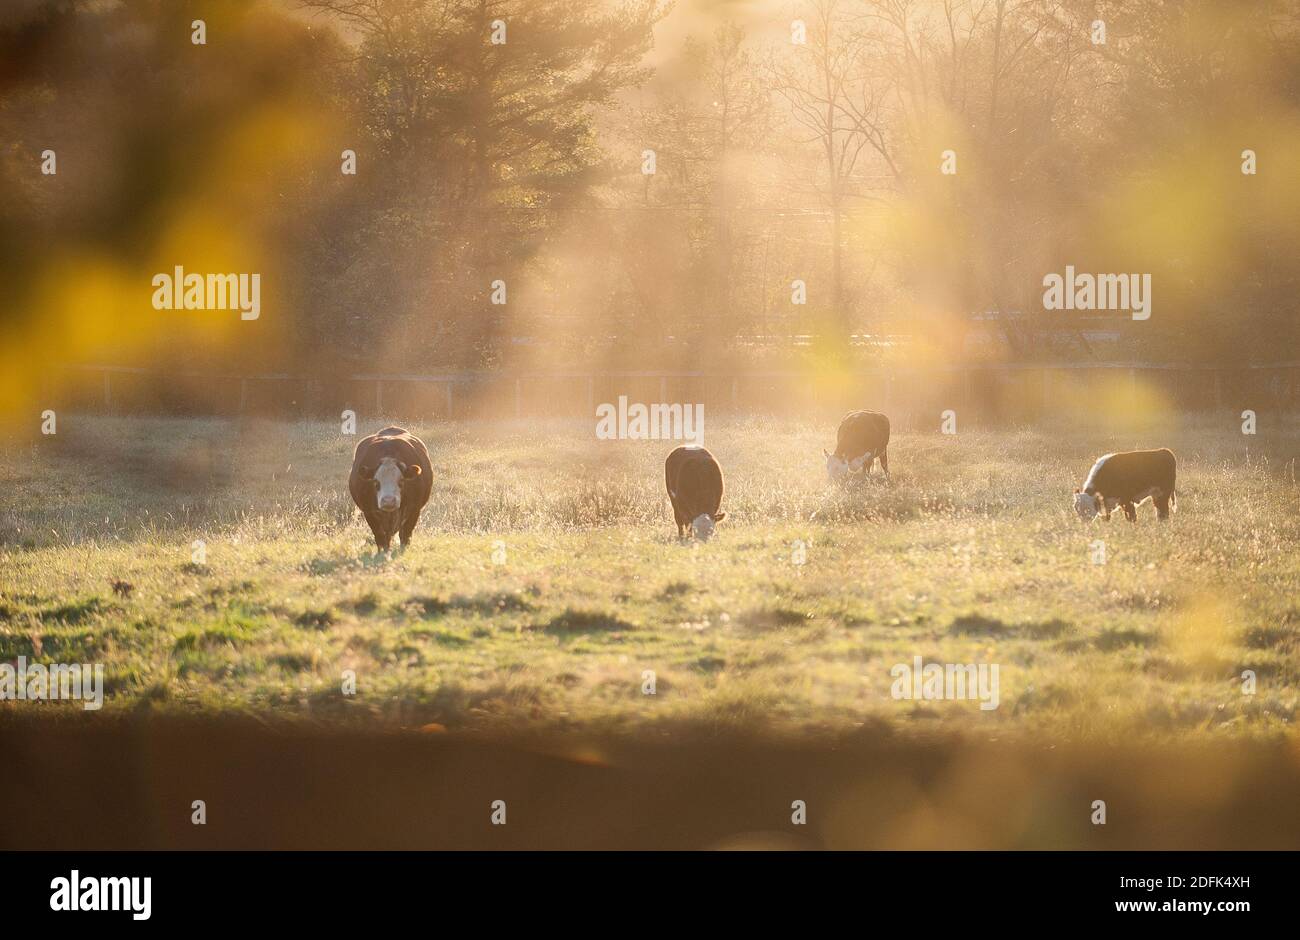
[349,426,433,549]
[1073,448,1177,522]
[824,411,891,482]
[664,445,726,539]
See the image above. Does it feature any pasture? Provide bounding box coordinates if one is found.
[2,413,1299,741]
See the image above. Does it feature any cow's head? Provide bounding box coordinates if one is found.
[824,449,850,483]
[361,457,422,512]
[1073,488,1100,522]
[691,511,725,540]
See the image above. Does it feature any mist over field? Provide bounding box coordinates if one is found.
[2,0,1299,414]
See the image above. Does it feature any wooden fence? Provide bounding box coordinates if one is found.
[48,362,1300,428]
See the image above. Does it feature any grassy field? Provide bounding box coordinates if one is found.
[2,413,1299,741]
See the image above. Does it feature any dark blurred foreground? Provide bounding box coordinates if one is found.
[3,716,1299,850]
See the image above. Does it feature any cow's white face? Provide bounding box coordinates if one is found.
[825,451,850,483]
[691,513,716,540]
[373,458,404,511]
[1074,491,1099,522]
[368,457,421,512]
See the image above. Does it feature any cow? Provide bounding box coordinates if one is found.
[349,426,433,550]
[664,445,726,539]
[824,410,891,483]
[1073,448,1177,523]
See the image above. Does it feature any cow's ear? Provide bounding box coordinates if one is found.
[359,464,375,480]
[1073,487,1081,494]
[403,464,422,478]
[713,511,726,522]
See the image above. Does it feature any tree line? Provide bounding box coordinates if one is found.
[1,0,1297,394]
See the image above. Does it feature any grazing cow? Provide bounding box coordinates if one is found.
[1073,448,1177,522]
[349,426,433,549]
[664,445,726,539]
[825,411,891,483]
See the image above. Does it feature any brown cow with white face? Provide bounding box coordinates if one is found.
[665,445,726,540]
[1073,448,1177,523]
[825,411,891,483]
[349,426,433,550]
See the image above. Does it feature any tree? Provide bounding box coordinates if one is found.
[303,0,667,364]
[771,0,894,341]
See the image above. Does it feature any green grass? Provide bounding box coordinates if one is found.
[2,413,1299,740]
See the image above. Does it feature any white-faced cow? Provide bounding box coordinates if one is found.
[665,445,726,540]
[825,410,891,483]
[349,426,433,550]
[1073,448,1177,523]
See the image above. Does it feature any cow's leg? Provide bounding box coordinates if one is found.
[879,447,890,482]
[366,511,395,551]
[1154,493,1171,520]
[1122,502,1137,522]
[399,508,422,547]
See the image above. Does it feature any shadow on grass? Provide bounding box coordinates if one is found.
[541,609,635,635]
[35,597,110,625]
[294,609,337,630]
[1241,625,1299,650]
[302,548,396,578]
[1093,627,1160,651]
[403,592,537,619]
[739,607,809,631]
[658,581,692,599]
[948,614,1072,639]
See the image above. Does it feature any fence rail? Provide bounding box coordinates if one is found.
[48,362,1300,427]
